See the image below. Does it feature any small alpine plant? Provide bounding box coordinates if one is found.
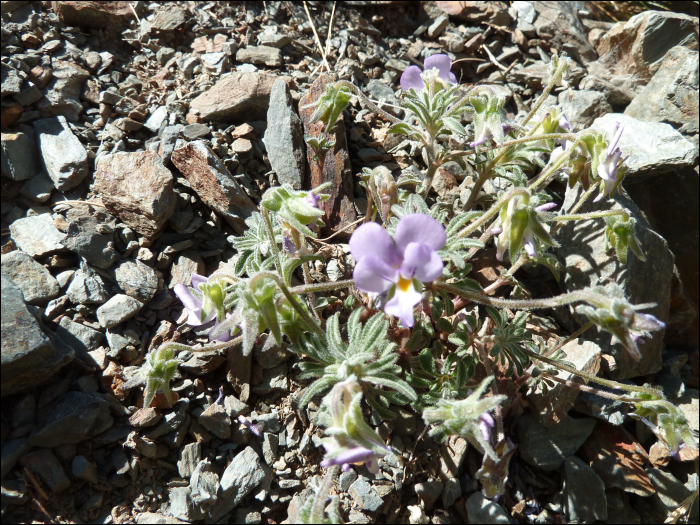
[122,51,694,510]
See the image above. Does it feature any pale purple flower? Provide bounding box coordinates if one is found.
[478,412,495,443]
[321,442,388,474]
[557,114,574,150]
[400,54,457,92]
[350,214,446,327]
[594,122,624,202]
[238,415,263,438]
[469,122,513,149]
[173,274,231,342]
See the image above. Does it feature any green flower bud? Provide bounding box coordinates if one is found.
[261,184,329,237]
[605,214,646,265]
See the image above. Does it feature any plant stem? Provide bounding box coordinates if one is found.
[519,343,661,397]
[545,321,594,356]
[433,281,611,311]
[262,208,282,274]
[251,271,326,340]
[335,80,401,124]
[155,336,244,356]
[474,336,504,441]
[550,184,597,235]
[457,187,530,238]
[289,279,355,295]
[420,138,439,198]
[551,210,628,222]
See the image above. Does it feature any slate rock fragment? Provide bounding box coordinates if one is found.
[264,80,305,189]
[9,214,66,258]
[33,116,89,191]
[1,250,59,305]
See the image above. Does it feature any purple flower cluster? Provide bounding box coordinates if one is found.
[174,274,232,342]
[400,54,457,92]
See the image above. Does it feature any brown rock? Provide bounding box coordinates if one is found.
[189,72,292,122]
[596,11,698,85]
[198,403,231,439]
[435,1,511,25]
[299,74,357,237]
[94,151,177,238]
[1,101,23,127]
[170,141,256,234]
[52,1,132,29]
[129,407,163,428]
[532,2,597,63]
[236,46,283,67]
[29,65,53,89]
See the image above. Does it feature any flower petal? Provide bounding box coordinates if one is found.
[174,283,214,325]
[394,214,446,254]
[400,65,425,91]
[191,273,207,289]
[384,282,422,327]
[209,314,233,342]
[424,54,455,84]
[401,242,443,282]
[353,255,398,293]
[349,222,401,267]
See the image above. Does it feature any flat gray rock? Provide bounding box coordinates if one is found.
[208,446,266,520]
[28,391,113,447]
[19,449,70,492]
[33,116,89,191]
[113,259,158,302]
[20,170,55,203]
[60,212,116,269]
[558,90,611,131]
[349,478,383,512]
[1,132,41,181]
[518,414,596,471]
[1,250,59,305]
[558,184,674,379]
[66,266,109,305]
[466,492,511,524]
[35,60,90,122]
[1,271,73,397]
[564,456,608,522]
[264,80,305,189]
[1,437,32,479]
[626,46,698,135]
[590,113,696,179]
[96,294,144,328]
[9,214,66,258]
[56,316,105,355]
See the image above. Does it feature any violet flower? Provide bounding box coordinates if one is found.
[594,122,625,202]
[350,214,446,327]
[478,412,496,443]
[556,114,574,150]
[174,273,232,342]
[321,442,387,474]
[400,54,457,92]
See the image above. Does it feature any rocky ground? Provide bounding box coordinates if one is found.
[1,1,699,524]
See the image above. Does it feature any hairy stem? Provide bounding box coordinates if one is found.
[262,208,282,274]
[550,184,597,235]
[474,337,504,441]
[250,271,326,340]
[457,187,530,238]
[335,80,401,124]
[290,279,355,295]
[551,209,629,222]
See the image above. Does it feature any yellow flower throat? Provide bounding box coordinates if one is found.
[397,275,412,292]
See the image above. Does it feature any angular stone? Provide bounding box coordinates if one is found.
[257,32,291,48]
[113,259,158,302]
[1,438,32,479]
[415,481,443,510]
[178,442,202,478]
[1,132,41,181]
[35,60,90,122]
[171,141,256,234]
[1,251,59,305]
[20,170,55,203]
[189,72,292,122]
[29,391,113,447]
[299,74,357,237]
[33,116,89,191]
[57,317,105,355]
[66,266,108,305]
[2,271,73,397]
[169,249,204,289]
[596,11,697,85]
[60,211,117,269]
[144,106,168,133]
[19,449,70,492]
[466,492,510,523]
[128,407,162,429]
[52,1,132,29]
[151,6,187,31]
[442,477,461,508]
[647,467,698,515]
[208,447,266,520]
[71,455,98,483]
[96,294,144,329]
[236,46,283,67]
[558,183,674,378]
[557,90,611,131]
[182,123,211,140]
[532,2,596,63]
[190,459,219,511]
[264,80,305,189]
[527,339,601,426]
[9,214,66,258]
[518,414,596,471]
[94,151,176,237]
[170,486,204,521]
[625,46,699,135]
[590,113,696,179]
[427,16,449,38]
[198,403,231,439]
[564,456,607,522]
[435,1,511,26]
[349,478,383,512]
[251,362,288,394]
